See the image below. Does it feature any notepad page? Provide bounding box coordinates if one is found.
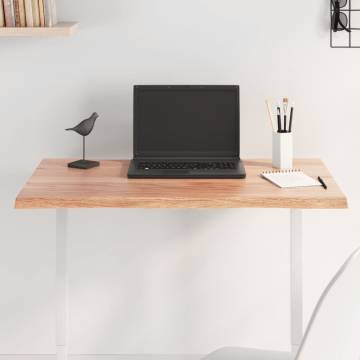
[261,170,321,188]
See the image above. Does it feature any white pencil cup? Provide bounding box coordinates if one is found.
[272,132,293,169]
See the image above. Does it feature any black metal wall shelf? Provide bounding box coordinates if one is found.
[330,0,360,48]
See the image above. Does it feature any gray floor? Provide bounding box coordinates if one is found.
[0,355,202,360]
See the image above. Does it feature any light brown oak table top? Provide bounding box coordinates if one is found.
[15,159,348,209]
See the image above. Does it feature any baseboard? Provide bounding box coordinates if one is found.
[0,355,202,360]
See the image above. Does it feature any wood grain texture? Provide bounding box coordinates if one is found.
[0,21,77,36]
[15,159,348,209]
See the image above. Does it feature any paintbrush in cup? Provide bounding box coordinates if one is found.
[283,97,289,132]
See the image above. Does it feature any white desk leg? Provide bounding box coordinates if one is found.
[290,209,303,355]
[56,209,69,360]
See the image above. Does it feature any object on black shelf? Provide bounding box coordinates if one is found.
[331,0,351,33]
[330,0,360,48]
[66,112,100,169]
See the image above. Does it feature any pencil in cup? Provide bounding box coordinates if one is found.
[266,100,277,132]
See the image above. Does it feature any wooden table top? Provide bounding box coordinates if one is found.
[15,159,348,209]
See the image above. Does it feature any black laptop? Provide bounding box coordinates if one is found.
[127,85,246,179]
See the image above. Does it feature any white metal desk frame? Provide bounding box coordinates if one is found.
[55,208,303,360]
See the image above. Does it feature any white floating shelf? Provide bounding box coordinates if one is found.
[0,22,78,37]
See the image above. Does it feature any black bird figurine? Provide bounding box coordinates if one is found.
[66,112,100,169]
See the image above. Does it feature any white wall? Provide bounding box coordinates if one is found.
[1,0,360,356]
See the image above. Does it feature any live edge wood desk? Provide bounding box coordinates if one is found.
[15,159,347,360]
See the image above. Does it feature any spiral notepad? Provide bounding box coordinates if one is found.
[261,169,321,188]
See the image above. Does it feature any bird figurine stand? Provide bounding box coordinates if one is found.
[66,112,100,169]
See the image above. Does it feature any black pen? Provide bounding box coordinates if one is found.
[318,176,327,190]
[282,97,289,133]
[277,107,282,133]
[289,107,294,133]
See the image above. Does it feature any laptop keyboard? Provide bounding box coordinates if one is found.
[138,161,236,170]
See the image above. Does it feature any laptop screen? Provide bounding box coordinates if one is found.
[134,85,239,158]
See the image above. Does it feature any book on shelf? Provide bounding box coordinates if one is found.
[14,0,20,26]
[1,0,58,28]
[24,0,33,26]
[51,0,56,24]
[14,0,25,26]
[3,0,15,27]
[43,0,56,27]
[0,0,5,27]
[38,0,44,26]
[18,0,26,26]
[43,0,49,25]
[31,0,39,26]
